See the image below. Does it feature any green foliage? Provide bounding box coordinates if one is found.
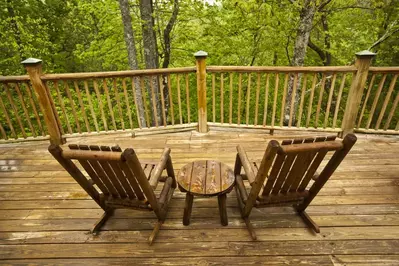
[1,0,399,139]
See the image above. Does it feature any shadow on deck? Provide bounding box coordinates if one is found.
[0,129,398,265]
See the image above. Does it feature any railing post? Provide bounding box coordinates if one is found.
[194,51,208,133]
[340,50,375,137]
[22,58,64,145]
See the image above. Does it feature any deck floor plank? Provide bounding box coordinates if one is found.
[0,130,398,264]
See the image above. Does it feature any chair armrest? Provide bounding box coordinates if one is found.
[237,145,256,185]
[149,148,171,189]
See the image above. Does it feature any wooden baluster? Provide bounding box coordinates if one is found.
[54,81,71,134]
[24,82,45,136]
[315,74,326,128]
[262,73,270,127]
[385,88,399,130]
[333,73,346,129]
[288,73,298,127]
[357,74,375,128]
[176,74,182,125]
[4,83,26,138]
[229,73,233,124]
[366,74,387,129]
[84,81,99,132]
[280,73,288,127]
[15,83,36,137]
[220,73,224,124]
[185,74,190,124]
[121,78,133,129]
[246,73,252,125]
[131,78,142,129]
[237,73,242,125]
[93,79,108,131]
[103,79,117,130]
[65,81,81,133]
[212,73,216,122]
[0,122,6,139]
[44,82,64,135]
[254,73,260,126]
[324,73,337,128]
[271,73,279,127]
[149,76,159,127]
[297,74,307,128]
[0,94,16,139]
[158,76,167,127]
[375,74,398,130]
[306,74,317,128]
[167,74,174,126]
[113,78,125,130]
[74,81,91,133]
[140,76,150,128]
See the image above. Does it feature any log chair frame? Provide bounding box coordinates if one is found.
[234,134,357,240]
[49,144,176,245]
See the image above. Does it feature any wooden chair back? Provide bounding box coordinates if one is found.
[49,144,160,215]
[248,134,357,208]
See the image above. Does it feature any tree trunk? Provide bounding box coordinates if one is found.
[140,0,162,126]
[161,0,179,121]
[284,0,317,126]
[118,0,147,128]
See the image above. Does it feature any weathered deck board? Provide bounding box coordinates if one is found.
[0,130,398,264]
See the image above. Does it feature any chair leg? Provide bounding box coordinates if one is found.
[244,217,257,240]
[183,193,194,226]
[218,193,228,226]
[235,186,257,240]
[148,220,163,245]
[91,209,114,235]
[298,210,320,233]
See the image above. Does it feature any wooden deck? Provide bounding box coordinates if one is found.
[0,129,398,265]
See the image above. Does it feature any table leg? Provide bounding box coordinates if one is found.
[218,194,228,226]
[183,193,194,226]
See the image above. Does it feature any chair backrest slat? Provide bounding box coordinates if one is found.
[281,138,316,193]
[262,154,285,196]
[120,159,146,201]
[62,144,156,205]
[259,135,345,198]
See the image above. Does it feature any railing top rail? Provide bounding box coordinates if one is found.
[0,75,30,82]
[207,65,357,73]
[39,66,196,81]
[369,67,399,73]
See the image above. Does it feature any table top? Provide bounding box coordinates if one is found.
[177,160,235,196]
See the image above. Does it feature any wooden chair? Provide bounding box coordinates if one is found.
[234,134,357,240]
[48,144,176,245]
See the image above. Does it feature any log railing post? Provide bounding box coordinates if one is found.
[194,51,208,133]
[22,58,64,144]
[340,50,375,137]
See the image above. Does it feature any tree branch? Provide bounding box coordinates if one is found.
[308,38,325,62]
[162,0,179,69]
[368,22,399,51]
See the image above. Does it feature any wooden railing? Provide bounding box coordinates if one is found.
[355,67,399,134]
[206,66,357,133]
[0,50,398,144]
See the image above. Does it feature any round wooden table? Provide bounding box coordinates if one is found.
[177,160,235,226]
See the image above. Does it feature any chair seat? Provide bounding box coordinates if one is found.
[256,190,309,205]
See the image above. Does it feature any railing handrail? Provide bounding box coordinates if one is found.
[369,67,399,73]
[39,67,196,81]
[0,75,30,82]
[207,65,357,73]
